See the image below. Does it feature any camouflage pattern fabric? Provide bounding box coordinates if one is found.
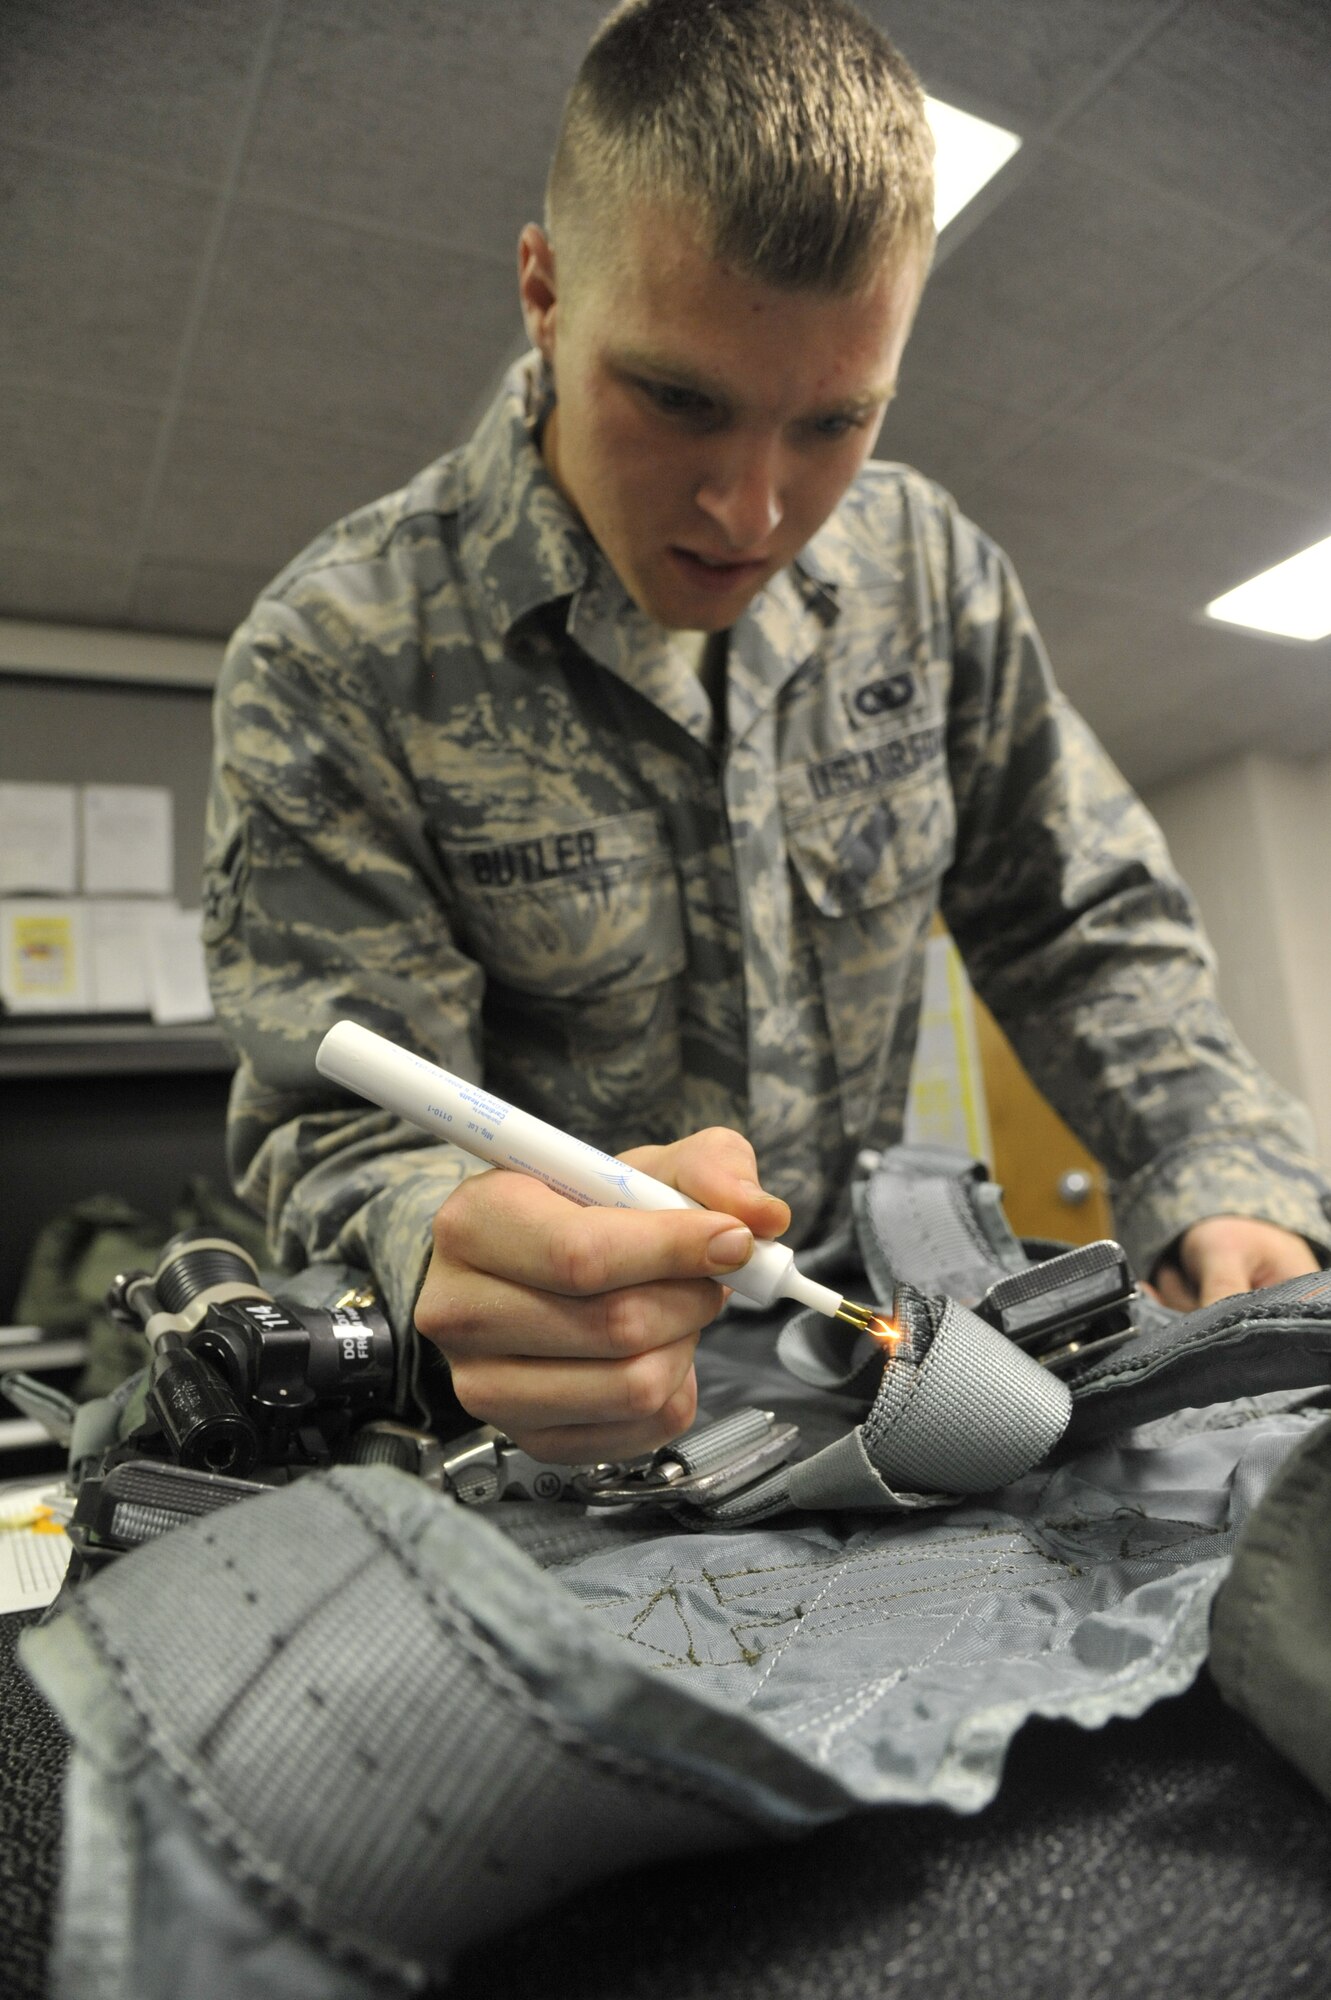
[203,355,1331,1339]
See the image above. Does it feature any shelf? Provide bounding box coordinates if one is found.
[0,1019,235,1079]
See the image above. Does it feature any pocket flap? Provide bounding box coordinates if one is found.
[782,767,955,917]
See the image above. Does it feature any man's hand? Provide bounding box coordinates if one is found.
[1151,1214,1319,1311]
[414,1128,791,1464]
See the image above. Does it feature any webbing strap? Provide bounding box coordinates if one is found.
[855,1146,1027,1307]
[704,1298,1071,1522]
[862,1298,1071,1493]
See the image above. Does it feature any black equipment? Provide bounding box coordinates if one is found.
[66,1232,409,1576]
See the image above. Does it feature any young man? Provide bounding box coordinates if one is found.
[204,0,1328,1466]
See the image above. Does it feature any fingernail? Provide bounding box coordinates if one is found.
[708,1225,752,1269]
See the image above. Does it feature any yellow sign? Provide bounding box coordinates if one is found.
[9,912,79,997]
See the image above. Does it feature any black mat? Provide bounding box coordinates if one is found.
[1,1610,68,2000]
[448,1675,1331,2000]
[5,1605,1330,2000]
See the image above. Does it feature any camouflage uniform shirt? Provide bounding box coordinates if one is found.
[204,356,1331,1337]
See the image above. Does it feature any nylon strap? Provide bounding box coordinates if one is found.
[855,1145,1027,1307]
[702,1297,1071,1523]
[704,1149,1073,1522]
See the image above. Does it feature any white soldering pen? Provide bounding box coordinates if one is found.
[316,1020,888,1330]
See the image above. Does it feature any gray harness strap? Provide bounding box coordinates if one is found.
[696,1150,1074,1523]
[707,1294,1071,1522]
[853,1144,1028,1305]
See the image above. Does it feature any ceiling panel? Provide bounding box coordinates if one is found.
[127,558,279,640]
[1236,409,1331,510]
[875,376,1039,503]
[181,203,521,446]
[1051,610,1331,790]
[961,423,1206,574]
[903,150,1260,417]
[239,0,607,260]
[1088,256,1331,466]
[144,417,429,572]
[859,0,1179,127]
[1053,478,1331,615]
[1059,0,1331,236]
[0,391,160,556]
[1291,211,1331,271]
[0,0,271,184]
[0,147,213,401]
[0,544,132,628]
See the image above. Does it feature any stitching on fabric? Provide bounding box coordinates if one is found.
[804,1560,1223,1759]
[327,1477,755,1824]
[68,1591,421,1991]
[803,1593,981,1754]
[738,1543,862,1706]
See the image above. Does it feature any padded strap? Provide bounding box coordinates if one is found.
[708,1290,1071,1521]
[1062,1270,1331,1447]
[24,1466,847,1992]
[1209,1410,1331,1803]
[854,1146,1027,1306]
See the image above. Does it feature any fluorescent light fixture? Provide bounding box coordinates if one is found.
[924,97,1022,232]
[1204,533,1331,642]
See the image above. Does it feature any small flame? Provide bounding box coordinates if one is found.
[867,1315,902,1352]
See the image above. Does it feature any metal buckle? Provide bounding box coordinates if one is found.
[572,1412,800,1510]
[974,1239,1139,1374]
[436,1409,800,1514]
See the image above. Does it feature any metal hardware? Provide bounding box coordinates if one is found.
[436,1408,801,1515]
[572,1411,800,1509]
[974,1239,1137,1365]
[1057,1169,1095,1207]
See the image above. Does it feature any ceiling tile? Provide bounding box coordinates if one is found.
[874,375,1038,507]
[0,392,162,553]
[144,417,430,574]
[183,203,520,446]
[860,0,1177,129]
[0,0,271,183]
[1042,477,1330,613]
[1088,256,1331,465]
[1039,476,1327,616]
[1057,0,1331,236]
[1290,210,1331,272]
[1123,638,1331,786]
[1022,580,1331,788]
[1235,409,1331,511]
[0,148,212,400]
[905,151,1258,415]
[239,0,607,260]
[0,544,130,626]
[126,558,277,638]
[962,423,1206,574]
[1018,582,1217,740]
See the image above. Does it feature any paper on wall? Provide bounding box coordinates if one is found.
[143,903,214,1024]
[82,784,173,897]
[0,782,78,893]
[87,899,160,1013]
[0,897,91,1012]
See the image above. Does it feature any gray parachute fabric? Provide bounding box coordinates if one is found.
[23,1408,1321,2000]
[20,1152,1331,1998]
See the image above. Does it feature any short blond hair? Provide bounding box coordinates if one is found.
[547,0,935,295]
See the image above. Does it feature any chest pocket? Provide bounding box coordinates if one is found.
[436,807,685,995]
[780,752,956,1129]
[433,807,688,1136]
